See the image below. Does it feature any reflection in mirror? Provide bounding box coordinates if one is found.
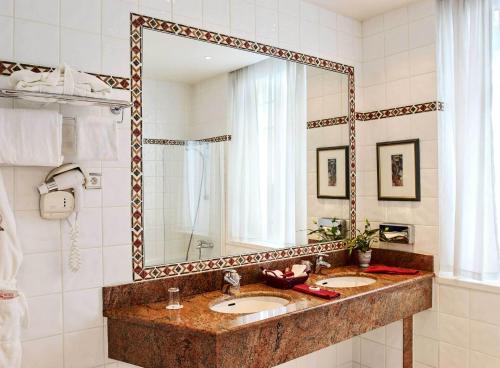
[141,29,350,266]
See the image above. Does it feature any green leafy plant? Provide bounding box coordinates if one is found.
[308,218,344,241]
[346,219,379,254]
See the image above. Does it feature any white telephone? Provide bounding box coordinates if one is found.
[38,164,88,272]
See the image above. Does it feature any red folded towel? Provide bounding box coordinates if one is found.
[364,265,419,275]
[292,284,340,299]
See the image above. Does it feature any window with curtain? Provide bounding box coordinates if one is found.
[228,58,307,248]
[438,0,500,281]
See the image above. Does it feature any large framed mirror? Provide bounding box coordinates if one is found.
[130,14,356,280]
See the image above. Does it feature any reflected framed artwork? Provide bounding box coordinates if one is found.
[316,146,349,199]
[376,139,420,201]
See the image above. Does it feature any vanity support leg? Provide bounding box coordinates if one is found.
[403,317,413,368]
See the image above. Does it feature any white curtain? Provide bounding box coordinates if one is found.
[228,58,307,247]
[438,0,500,280]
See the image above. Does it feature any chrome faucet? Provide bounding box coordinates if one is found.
[222,269,241,295]
[314,253,331,274]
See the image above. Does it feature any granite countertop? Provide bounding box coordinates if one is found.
[105,265,434,335]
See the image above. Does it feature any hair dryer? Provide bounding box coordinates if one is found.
[38,164,88,273]
[38,170,85,212]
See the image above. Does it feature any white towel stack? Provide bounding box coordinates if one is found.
[9,64,112,98]
[0,108,63,167]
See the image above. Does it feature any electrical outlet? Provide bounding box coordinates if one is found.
[86,172,102,189]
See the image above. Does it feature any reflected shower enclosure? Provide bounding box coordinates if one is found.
[143,141,224,265]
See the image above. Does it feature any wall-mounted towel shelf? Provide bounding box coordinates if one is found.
[0,89,131,117]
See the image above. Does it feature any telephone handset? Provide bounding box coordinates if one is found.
[38,164,88,272]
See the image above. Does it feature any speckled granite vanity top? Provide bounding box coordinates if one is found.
[104,266,433,334]
[104,250,433,368]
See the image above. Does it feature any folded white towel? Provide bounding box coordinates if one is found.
[0,108,63,166]
[9,64,112,98]
[76,116,118,161]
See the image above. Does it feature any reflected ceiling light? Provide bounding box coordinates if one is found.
[204,56,213,60]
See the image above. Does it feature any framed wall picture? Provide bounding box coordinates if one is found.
[376,139,420,201]
[316,146,349,199]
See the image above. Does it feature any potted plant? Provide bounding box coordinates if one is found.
[308,218,345,242]
[346,219,379,267]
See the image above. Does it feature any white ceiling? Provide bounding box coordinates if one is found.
[305,0,421,21]
[143,29,269,84]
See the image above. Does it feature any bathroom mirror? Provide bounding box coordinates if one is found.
[131,14,355,278]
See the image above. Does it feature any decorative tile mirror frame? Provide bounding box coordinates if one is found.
[130,13,356,281]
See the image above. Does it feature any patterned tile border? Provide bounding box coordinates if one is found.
[130,13,357,281]
[307,101,443,129]
[143,135,232,145]
[357,101,444,121]
[0,60,130,90]
[199,134,232,143]
[307,116,348,128]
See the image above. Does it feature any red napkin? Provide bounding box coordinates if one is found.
[364,265,419,275]
[292,284,340,299]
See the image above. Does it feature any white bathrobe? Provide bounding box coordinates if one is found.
[0,172,27,368]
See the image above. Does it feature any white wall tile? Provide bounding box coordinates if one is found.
[385,320,403,349]
[361,338,385,368]
[102,36,130,77]
[409,0,436,22]
[61,28,102,73]
[414,310,439,339]
[62,247,103,291]
[14,20,59,66]
[279,13,299,50]
[22,335,64,368]
[102,0,139,39]
[0,0,13,16]
[414,335,438,367]
[439,313,469,348]
[385,52,409,81]
[409,45,435,76]
[300,19,320,55]
[256,6,278,45]
[63,288,103,332]
[61,0,101,33]
[439,342,469,368]
[64,327,104,368]
[410,72,436,103]
[14,167,49,211]
[470,290,500,326]
[103,206,131,246]
[102,168,131,207]
[385,25,409,56]
[383,7,408,31]
[23,294,63,341]
[409,16,436,49]
[363,15,384,36]
[386,346,403,368]
[363,33,385,61]
[18,252,62,296]
[0,15,13,59]
[16,211,61,253]
[15,0,59,25]
[173,0,203,26]
[439,285,469,318]
[203,0,230,30]
[319,9,337,30]
[103,245,133,285]
[230,0,255,39]
[470,351,500,368]
[300,1,319,23]
[470,320,500,358]
[278,0,298,17]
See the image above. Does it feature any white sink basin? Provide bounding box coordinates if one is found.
[316,276,376,288]
[210,295,290,314]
